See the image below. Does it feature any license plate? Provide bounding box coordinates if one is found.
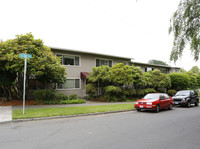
[140,105,143,108]
[174,102,179,104]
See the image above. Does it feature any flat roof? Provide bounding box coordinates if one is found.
[131,61,180,69]
[50,46,134,60]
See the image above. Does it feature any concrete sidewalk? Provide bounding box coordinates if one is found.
[13,100,135,110]
[0,106,12,123]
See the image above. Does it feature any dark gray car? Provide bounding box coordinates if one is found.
[172,90,199,107]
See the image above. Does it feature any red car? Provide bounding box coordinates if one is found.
[134,93,174,112]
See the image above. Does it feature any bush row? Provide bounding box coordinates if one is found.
[86,84,158,102]
[33,90,85,104]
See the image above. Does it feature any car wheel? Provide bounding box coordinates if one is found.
[187,102,191,108]
[195,101,199,106]
[155,105,160,113]
[168,103,173,110]
[136,109,141,112]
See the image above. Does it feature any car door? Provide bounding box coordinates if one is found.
[190,91,195,104]
[164,94,171,108]
[159,95,166,109]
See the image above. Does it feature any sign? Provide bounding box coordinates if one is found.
[19,53,32,58]
[19,53,32,114]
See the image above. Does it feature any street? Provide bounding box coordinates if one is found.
[0,106,200,149]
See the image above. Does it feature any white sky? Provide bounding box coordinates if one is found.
[1,0,199,70]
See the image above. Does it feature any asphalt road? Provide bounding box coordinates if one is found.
[1,106,200,149]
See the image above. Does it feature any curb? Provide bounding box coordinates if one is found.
[12,109,135,123]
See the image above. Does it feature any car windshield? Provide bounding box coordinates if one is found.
[175,91,190,96]
[143,94,160,100]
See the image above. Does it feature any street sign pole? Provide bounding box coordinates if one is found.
[19,53,32,115]
[23,56,27,115]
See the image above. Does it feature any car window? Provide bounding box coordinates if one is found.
[143,94,160,99]
[191,91,194,96]
[160,95,165,100]
[175,91,190,96]
[164,94,169,99]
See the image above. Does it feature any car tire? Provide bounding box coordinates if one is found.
[187,102,191,108]
[168,103,173,110]
[136,109,141,112]
[195,101,199,106]
[155,105,160,113]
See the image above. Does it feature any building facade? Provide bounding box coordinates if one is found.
[51,47,132,97]
[30,47,180,98]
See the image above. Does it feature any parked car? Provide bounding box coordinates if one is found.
[134,93,174,112]
[172,90,199,107]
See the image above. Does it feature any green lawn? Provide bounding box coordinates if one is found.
[13,103,135,119]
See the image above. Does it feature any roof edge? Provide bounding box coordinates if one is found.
[49,46,134,60]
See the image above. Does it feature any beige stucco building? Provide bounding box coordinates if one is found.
[30,47,180,98]
[51,47,132,97]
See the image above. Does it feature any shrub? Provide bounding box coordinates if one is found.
[104,86,122,102]
[122,89,136,98]
[128,89,136,96]
[136,89,145,97]
[43,99,85,104]
[167,90,177,96]
[122,90,129,96]
[144,88,156,95]
[104,86,122,94]
[60,99,85,104]
[56,92,68,100]
[33,89,57,102]
[169,73,190,90]
[86,84,97,99]
[69,94,78,100]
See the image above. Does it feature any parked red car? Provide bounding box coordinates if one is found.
[134,93,174,112]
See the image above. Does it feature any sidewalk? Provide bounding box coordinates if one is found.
[12,100,135,110]
[0,106,12,123]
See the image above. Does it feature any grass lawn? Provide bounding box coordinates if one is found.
[13,103,135,119]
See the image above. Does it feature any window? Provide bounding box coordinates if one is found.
[164,94,169,99]
[96,58,112,67]
[57,54,80,66]
[57,79,80,89]
[145,67,153,72]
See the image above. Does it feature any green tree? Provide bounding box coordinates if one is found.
[169,72,190,90]
[108,63,134,87]
[0,33,66,99]
[148,59,168,66]
[180,68,187,73]
[145,69,171,90]
[189,66,200,74]
[87,65,110,95]
[186,72,198,88]
[131,66,146,88]
[0,70,16,101]
[169,0,200,62]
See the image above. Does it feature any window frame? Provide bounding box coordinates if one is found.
[57,78,81,90]
[95,58,113,67]
[56,53,81,67]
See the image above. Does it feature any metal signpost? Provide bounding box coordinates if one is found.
[19,53,32,114]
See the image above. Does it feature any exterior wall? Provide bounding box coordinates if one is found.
[133,63,180,74]
[52,49,131,97]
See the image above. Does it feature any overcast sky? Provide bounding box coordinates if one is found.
[1,0,199,70]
